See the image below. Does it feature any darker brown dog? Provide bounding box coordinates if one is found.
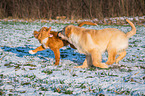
[29,21,97,65]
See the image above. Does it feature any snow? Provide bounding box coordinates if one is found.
[0,19,145,95]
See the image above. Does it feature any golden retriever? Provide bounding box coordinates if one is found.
[57,19,136,68]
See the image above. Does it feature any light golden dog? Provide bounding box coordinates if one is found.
[58,19,136,68]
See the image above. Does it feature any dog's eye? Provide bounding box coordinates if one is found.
[43,29,46,31]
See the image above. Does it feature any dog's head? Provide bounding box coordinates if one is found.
[57,25,73,41]
[33,27,53,43]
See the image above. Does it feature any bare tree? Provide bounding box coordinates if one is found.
[0,0,144,19]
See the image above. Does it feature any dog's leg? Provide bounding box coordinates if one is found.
[52,48,60,65]
[90,49,108,68]
[116,51,126,64]
[106,49,117,65]
[29,45,45,54]
[74,55,92,68]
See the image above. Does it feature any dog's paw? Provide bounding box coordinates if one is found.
[106,61,114,65]
[29,50,36,54]
[99,63,109,68]
[73,66,79,68]
[93,63,108,68]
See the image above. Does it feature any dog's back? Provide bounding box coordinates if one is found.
[64,20,134,53]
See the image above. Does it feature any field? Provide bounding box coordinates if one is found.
[0,20,145,96]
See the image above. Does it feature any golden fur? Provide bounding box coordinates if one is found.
[29,21,97,65]
[58,19,136,68]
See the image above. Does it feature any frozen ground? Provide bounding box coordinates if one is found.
[0,20,145,96]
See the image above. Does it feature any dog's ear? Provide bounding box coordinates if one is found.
[47,27,53,37]
[65,27,72,37]
[33,31,39,38]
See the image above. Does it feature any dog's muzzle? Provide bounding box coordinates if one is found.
[57,30,70,42]
[57,31,62,38]
[57,30,66,38]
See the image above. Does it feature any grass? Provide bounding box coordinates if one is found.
[0,20,144,95]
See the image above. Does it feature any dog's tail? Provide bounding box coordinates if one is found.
[126,19,136,38]
[78,21,97,27]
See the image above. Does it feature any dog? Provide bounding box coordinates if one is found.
[58,19,136,68]
[29,21,97,65]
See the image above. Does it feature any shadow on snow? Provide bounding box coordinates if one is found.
[1,45,86,65]
[1,45,107,65]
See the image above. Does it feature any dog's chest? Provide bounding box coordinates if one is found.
[42,38,49,49]
[69,34,87,54]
